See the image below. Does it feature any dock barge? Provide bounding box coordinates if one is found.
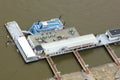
[5,20,120,79]
[5,21,43,62]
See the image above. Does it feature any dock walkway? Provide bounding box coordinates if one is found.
[72,50,90,74]
[46,56,61,80]
[104,44,120,66]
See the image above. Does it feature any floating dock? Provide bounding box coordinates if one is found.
[5,21,42,62]
[5,21,120,63]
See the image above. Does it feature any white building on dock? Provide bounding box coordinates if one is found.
[41,34,98,55]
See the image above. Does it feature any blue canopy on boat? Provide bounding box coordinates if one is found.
[29,18,64,34]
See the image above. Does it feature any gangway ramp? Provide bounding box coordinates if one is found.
[104,44,120,66]
[72,50,90,74]
[46,56,61,80]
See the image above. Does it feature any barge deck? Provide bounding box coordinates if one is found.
[5,21,120,63]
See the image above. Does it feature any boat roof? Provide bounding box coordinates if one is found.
[109,28,120,36]
[107,28,120,37]
[29,18,64,34]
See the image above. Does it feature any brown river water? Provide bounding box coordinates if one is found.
[0,0,120,80]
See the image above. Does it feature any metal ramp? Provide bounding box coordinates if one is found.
[72,50,90,74]
[46,56,61,80]
[104,44,120,66]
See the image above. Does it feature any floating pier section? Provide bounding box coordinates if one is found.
[5,21,120,64]
[46,56,61,80]
[72,50,90,74]
[104,44,120,66]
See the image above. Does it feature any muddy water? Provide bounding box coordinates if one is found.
[0,0,120,80]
